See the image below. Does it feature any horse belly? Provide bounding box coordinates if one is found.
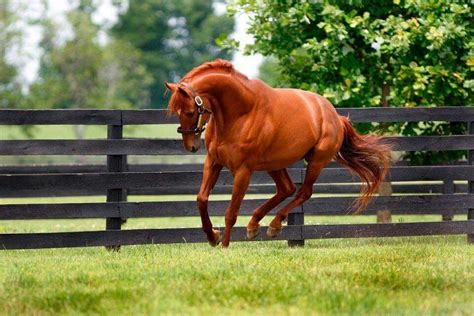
[255,92,323,171]
[255,125,317,171]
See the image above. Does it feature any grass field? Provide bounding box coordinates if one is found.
[1,124,473,315]
[0,232,472,315]
[1,215,473,315]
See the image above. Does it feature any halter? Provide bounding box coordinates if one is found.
[176,82,212,135]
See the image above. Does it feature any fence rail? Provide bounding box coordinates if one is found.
[1,107,473,124]
[0,195,472,220]
[1,222,472,250]
[1,135,473,155]
[0,107,473,249]
[0,166,472,192]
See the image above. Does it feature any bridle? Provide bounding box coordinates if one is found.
[176,82,212,135]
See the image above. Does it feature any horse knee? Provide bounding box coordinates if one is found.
[197,194,208,210]
[278,183,296,198]
[286,183,297,196]
[297,188,312,201]
[225,212,238,227]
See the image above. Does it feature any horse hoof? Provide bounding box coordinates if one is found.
[246,225,260,240]
[208,229,221,247]
[266,225,282,238]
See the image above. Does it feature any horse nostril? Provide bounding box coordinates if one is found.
[191,146,198,153]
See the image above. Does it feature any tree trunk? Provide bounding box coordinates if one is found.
[73,125,86,164]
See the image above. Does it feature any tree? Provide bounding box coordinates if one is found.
[227,0,473,164]
[31,5,104,110]
[28,1,152,140]
[258,57,283,88]
[101,40,153,109]
[29,0,152,111]
[112,0,235,108]
[0,0,24,108]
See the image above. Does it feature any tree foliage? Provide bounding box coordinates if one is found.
[227,0,473,164]
[0,0,24,109]
[29,1,152,111]
[258,57,283,88]
[113,0,235,108]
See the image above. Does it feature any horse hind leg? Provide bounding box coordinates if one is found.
[246,169,296,240]
[267,148,334,238]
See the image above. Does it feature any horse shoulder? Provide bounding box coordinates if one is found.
[204,122,219,160]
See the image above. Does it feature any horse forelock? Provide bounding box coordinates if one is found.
[167,88,188,115]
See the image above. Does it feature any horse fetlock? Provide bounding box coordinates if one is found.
[246,223,260,240]
[266,225,283,238]
[208,229,221,247]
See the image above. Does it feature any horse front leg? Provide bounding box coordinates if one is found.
[197,156,223,247]
[222,167,251,247]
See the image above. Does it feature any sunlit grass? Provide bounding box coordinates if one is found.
[0,235,472,315]
[1,123,472,314]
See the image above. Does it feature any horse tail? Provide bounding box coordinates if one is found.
[335,116,391,214]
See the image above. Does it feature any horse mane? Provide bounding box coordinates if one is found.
[180,59,248,82]
[168,59,248,114]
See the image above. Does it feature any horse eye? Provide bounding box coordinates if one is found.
[185,111,194,117]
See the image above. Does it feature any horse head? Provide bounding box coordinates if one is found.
[165,82,211,153]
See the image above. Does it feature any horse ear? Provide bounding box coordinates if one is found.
[165,82,177,92]
[177,86,188,95]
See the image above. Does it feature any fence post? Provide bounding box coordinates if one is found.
[468,121,473,244]
[106,123,127,251]
[287,206,304,247]
[288,167,305,247]
[377,182,392,223]
[442,179,454,221]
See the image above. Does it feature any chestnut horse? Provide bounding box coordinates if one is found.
[166,59,390,247]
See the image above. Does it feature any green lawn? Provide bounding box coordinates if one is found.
[1,214,473,315]
[1,124,473,315]
[0,233,472,315]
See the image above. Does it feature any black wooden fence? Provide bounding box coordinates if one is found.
[0,107,473,249]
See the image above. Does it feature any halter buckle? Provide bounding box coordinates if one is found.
[195,96,203,106]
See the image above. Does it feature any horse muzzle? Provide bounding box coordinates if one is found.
[183,135,201,153]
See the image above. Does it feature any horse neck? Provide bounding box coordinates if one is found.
[190,73,254,129]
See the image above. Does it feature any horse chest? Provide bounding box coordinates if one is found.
[207,141,255,171]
